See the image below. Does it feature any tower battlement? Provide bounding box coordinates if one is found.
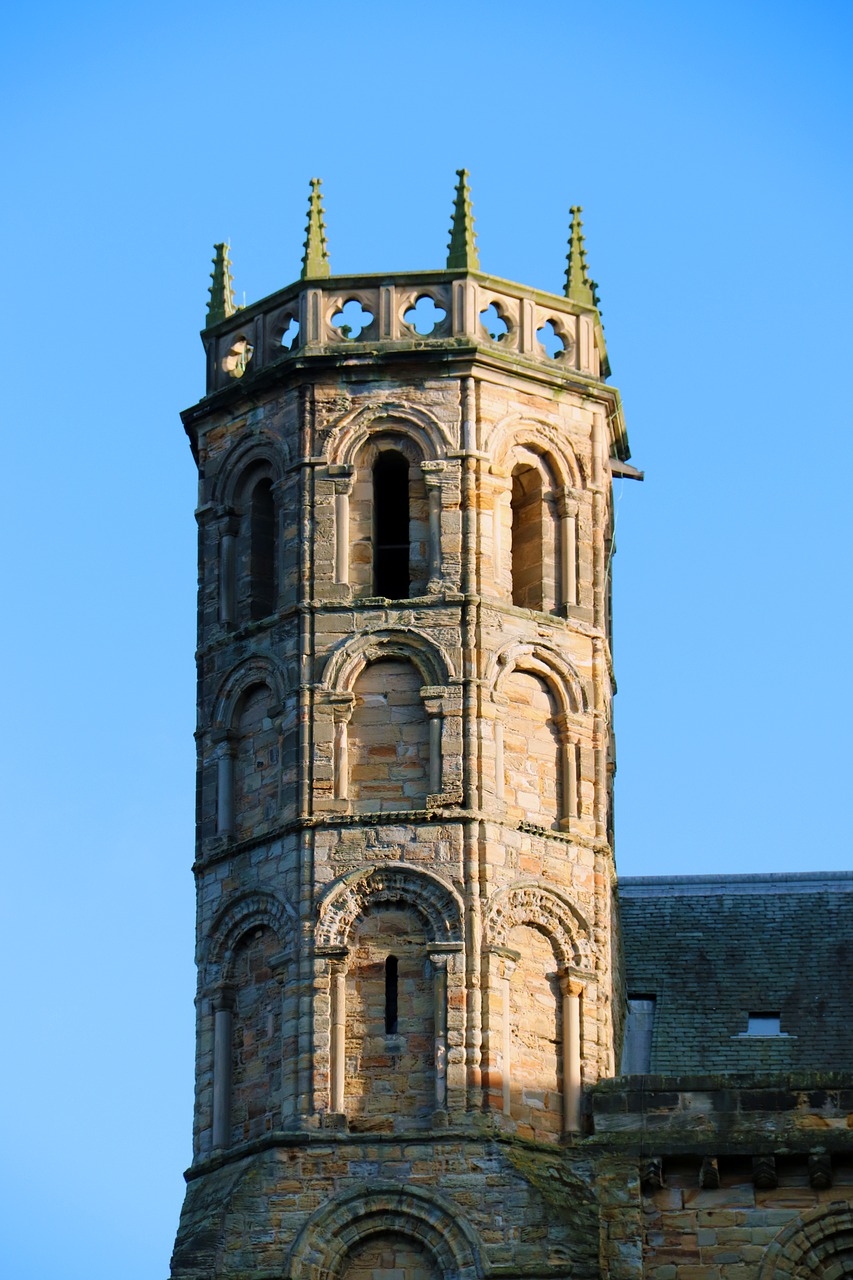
[198,265,615,400]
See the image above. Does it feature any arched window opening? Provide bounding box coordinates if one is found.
[348,659,429,812]
[234,683,279,838]
[507,923,562,1143]
[249,477,276,620]
[511,464,543,610]
[503,669,562,828]
[373,451,410,598]
[385,955,399,1034]
[345,906,434,1129]
[230,925,282,1145]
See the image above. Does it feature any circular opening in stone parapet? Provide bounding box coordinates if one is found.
[403,295,447,336]
[222,336,254,379]
[536,319,565,359]
[479,302,509,342]
[331,299,374,341]
[279,315,300,351]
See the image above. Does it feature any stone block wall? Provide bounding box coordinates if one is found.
[174,261,632,1279]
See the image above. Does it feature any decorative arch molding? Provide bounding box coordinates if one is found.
[211,432,289,507]
[489,641,588,716]
[325,400,452,467]
[758,1204,853,1279]
[483,880,592,968]
[204,888,296,974]
[211,656,289,729]
[317,862,464,950]
[486,414,585,491]
[287,1183,485,1280]
[320,628,455,696]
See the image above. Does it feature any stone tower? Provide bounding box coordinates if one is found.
[171,174,639,1280]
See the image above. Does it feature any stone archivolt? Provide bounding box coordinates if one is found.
[211,654,288,729]
[211,432,287,506]
[288,1184,484,1280]
[325,401,453,467]
[316,862,464,951]
[205,888,296,975]
[483,880,591,969]
[320,629,455,696]
[486,414,585,492]
[758,1205,853,1279]
[491,640,587,715]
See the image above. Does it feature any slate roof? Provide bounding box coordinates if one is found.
[618,872,853,1076]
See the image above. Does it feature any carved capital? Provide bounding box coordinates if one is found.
[315,945,350,973]
[488,944,521,980]
[217,509,241,536]
[557,969,585,999]
[327,692,356,723]
[210,728,237,753]
[211,983,236,1013]
[328,463,355,495]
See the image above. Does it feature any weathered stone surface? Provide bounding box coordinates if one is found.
[170,195,853,1280]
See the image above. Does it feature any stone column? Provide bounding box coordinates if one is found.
[211,986,235,1149]
[490,470,506,585]
[428,950,449,1118]
[422,689,445,797]
[559,973,584,1133]
[494,719,505,802]
[557,489,578,610]
[421,463,447,590]
[218,512,240,628]
[497,949,520,1117]
[331,695,355,802]
[555,712,579,826]
[492,692,508,803]
[329,952,349,1116]
[329,466,354,585]
[214,733,236,837]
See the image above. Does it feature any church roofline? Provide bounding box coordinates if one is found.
[619,870,853,897]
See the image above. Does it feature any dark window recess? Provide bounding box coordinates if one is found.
[373,451,410,598]
[510,464,543,610]
[384,955,399,1034]
[249,478,276,620]
[621,995,656,1074]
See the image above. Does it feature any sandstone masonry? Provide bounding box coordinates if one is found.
[169,177,853,1280]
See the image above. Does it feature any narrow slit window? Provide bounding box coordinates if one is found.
[373,451,410,598]
[384,955,399,1034]
[249,477,276,619]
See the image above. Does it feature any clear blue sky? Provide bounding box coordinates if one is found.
[1,3,850,1277]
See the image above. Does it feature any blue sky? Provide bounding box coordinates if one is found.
[1,2,851,1277]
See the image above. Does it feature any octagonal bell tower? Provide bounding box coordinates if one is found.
[171,173,640,1280]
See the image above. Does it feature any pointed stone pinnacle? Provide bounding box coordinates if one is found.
[565,206,599,308]
[446,169,479,271]
[207,242,236,327]
[301,178,331,280]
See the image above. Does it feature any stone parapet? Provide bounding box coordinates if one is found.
[198,268,615,402]
[591,1072,853,1152]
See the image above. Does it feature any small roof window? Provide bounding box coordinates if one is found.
[746,1012,782,1036]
